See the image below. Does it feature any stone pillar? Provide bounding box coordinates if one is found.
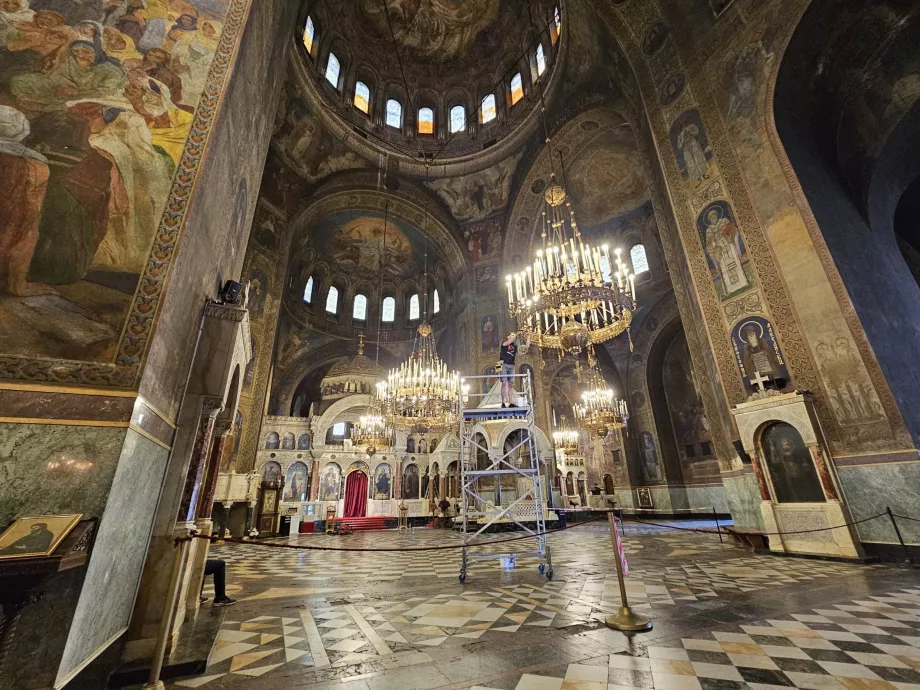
[394,460,402,499]
[198,422,233,520]
[748,451,772,501]
[310,460,320,500]
[808,443,839,500]
[178,397,224,522]
[220,502,233,537]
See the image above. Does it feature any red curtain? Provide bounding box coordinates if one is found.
[344,471,368,518]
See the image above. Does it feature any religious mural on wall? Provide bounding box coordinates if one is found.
[474,262,498,296]
[814,338,885,424]
[374,463,391,499]
[464,217,502,262]
[284,462,309,502]
[760,422,825,503]
[0,0,231,362]
[427,151,521,221]
[669,110,715,190]
[639,431,662,483]
[698,200,753,301]
[730,316,790,394]
[480,314,499,352]
[319,462,341,501]
[402,463,419,499]
[662,331,711,450]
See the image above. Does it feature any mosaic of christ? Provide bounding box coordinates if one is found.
[358,0,500,60]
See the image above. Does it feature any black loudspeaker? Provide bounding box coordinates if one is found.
[221,280,243,304]
[732,439,752,464]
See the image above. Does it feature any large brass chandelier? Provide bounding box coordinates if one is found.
[572,363,629,438]
[352,408,394,456]
[377,322,462,434]
[552,415,581,454]
[507,180,637,360]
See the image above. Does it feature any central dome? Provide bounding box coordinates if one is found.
[293,0,565,176]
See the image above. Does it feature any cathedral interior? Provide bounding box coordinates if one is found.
[0,0,919,689]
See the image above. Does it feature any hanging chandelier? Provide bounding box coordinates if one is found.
[507,180,637,361]
[377,322,463,434]
[352,406,394,456]
[552,415,581,454]
[572,363,629,438]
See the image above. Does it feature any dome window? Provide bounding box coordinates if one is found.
[509,73,524,106]
[325,52,341,89]
[481,94,497,124]
[326,286,339,314]
[382,296,396,322]
[551,6,561,45]
[303,276,314,303]
[418,107,434,135]
[386,99,403,129]
[630,244,649,274]
[354,81,370,114]
[303,16,316,55]
[535,43,546,77]
[409,294,420,321]
[353,294,368,321]
[433,289,440,314]
[449,105,466,134]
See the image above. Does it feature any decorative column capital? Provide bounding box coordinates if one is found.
[201,396,225,419]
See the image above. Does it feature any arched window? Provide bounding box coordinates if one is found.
[382,296,396,322]
[386,99,402,129]
[325,286,339,314]
[551,6,561,44]
[409,294,420,320]
[535,43,546,77]
[630,244,650,274]
[354,81,370,113]
[353,294,367,320]
[332,422,346,438]
[325,53,340,88]
[303,16,316,54]
[417,106,434,135]
[481,94,497,124]
[303,276,314,303]
[509,73,524,105]
[599,255,612,284]
[449,105,466,134]
[433,289,440,314]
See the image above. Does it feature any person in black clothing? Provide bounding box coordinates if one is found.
[499,331,531,408]
[200,559,236,607]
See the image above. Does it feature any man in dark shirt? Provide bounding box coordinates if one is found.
[499,330,531,408]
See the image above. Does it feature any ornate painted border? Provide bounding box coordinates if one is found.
[0,0,252,389]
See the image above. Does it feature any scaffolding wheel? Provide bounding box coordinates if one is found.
[539,563,546,574]
[459,571,466,583]
[546,568,554,580]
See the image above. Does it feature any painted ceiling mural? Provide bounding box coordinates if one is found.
[427,151,523,221]
[0,0,232,364]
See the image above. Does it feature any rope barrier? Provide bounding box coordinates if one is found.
[176,513,610,553]
[893,513,920,523]
[622,510,890,537]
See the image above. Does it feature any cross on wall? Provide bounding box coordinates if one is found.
[750,371,770,392]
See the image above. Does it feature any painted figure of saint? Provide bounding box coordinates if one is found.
[482,315,495,350]
[676,121,710,184]
[704,207,749,296]
[0,522,54,555]
[740,323,779,379]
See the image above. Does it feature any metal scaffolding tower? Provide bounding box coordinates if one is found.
[457,371,552,582]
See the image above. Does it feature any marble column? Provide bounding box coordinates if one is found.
[394,460,402,500]
[178,397,224,522]
[198,421,233,520]
[220,502,233,536]
[807,443,839,500]
[310,460,320,500]
[749,451,772,501]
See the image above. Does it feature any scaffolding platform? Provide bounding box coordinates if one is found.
[457,371,552,582]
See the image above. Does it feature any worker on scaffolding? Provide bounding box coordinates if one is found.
[499,330,531,408]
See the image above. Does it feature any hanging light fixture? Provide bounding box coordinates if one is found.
[572,362,629,438]
[552,415,581,454]
[376,212,463,434]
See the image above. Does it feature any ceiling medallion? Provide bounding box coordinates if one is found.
[506,175,637,364]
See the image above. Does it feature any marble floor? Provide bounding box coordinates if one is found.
[159,521,919,690]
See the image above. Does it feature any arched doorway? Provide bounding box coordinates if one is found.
[344,465,369,517]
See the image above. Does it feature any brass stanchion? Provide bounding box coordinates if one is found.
[605,512,652,632]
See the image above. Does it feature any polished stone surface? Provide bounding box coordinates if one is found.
[149,521,918,690]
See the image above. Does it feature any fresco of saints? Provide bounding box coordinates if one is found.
[676,121,710,184]
[740,323,780,380]
[481,315,495,350]
[704,206,749,297]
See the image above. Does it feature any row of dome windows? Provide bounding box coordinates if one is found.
[302,9,561,134]
[304,276,440,322]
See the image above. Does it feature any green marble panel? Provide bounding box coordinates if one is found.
[723,473,765,532]
[836,461,920,545]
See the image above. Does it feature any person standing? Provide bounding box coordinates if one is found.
[499,330,530,408]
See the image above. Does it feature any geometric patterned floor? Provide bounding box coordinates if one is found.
[168,522,916,689]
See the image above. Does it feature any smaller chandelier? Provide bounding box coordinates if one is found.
[376,322,463,434]
[553,415,581,454]
[352,406,394,456]
[573,364,629,438]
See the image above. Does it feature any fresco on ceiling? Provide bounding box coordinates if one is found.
[718,40,776,151]
[730,316,790,395]
[305,209,437,284]
[481,314,498,352]
[274,320,333,369]
[566,126,650,228]
[357,0,500,61]
[427,151,521,221]
[662,330,711,450]
[259,153,307,214]
[669,110,715,191]
[248,266,267,316]
[251,203,282,251]
[697,200,753,301]
[659,73,686,106]
[273,88,364,184]
[474,262,498,296]
[464,217,502,262]
[0,0,230,362]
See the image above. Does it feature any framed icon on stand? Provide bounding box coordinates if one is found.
[636,488,654,509]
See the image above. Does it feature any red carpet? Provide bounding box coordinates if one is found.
[330,516,392,531]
